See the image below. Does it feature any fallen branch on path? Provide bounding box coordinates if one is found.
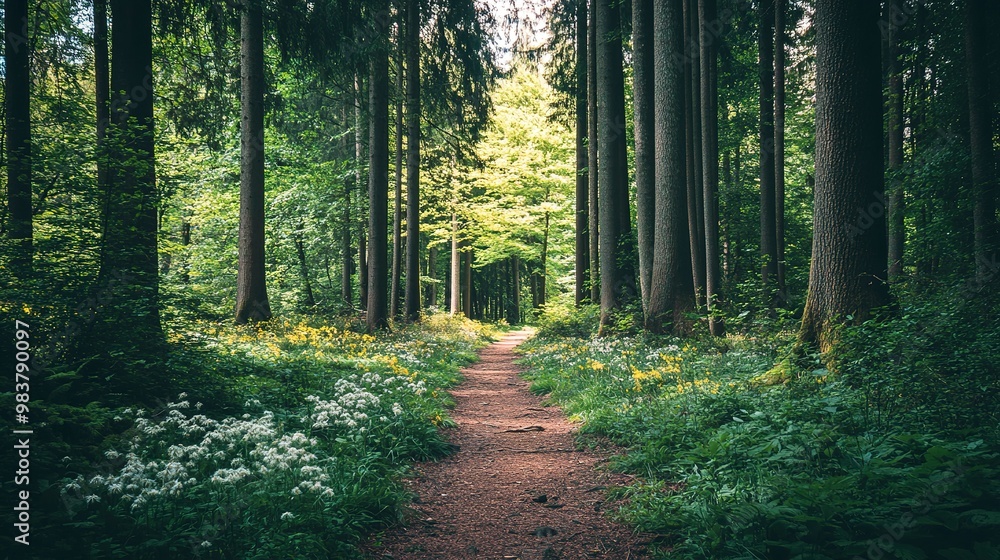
[502,425,545,433]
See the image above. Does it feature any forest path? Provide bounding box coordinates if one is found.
[368,329,650,560]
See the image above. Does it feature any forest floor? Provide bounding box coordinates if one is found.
[367,329,651,560]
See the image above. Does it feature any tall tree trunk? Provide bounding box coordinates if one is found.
[700,0,724,336]
[404,0,422,321]
[391,39,403,318]
[685,0,706,307]
[5,0,32,271]
[450,214,460,315]
[356,74,368,310]
[587,0,600,304]
[511,255,521,324]
[540,211,550,307]
[235,0,271,324]
[462,247,473,318]
[596,0,632,332]
[647,0,691,334]
[95,0,109,211]
[575,0,590,306]
[101,0,160,338]
[341,101,354,308]
[758,0,779,305]
[886,0,905,282]
[294,221,315,307]
[180,221,191,283]
[722,150,732,280]
[366,8,390,332]
[800,0,889,352]
[774,0,787,297]
[633,0,655,315]
[425,244,437,307]
[966,0,999,285]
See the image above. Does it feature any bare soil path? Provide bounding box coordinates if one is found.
[368,329,650,560]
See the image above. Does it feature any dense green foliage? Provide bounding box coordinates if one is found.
[520,296,1000,559]
[1,310,495,558]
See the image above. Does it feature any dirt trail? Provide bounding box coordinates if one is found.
[369,329,649,560]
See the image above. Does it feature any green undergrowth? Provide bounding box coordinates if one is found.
[6,312,496,559]
[518,303,1000,560]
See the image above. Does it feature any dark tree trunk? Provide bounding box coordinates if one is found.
[587,0,600,304]
[235,0,271,324]
[800,0,889,352]
[392,40,403,318]
[633,0,655,314]
[966,0,999,285]
[885,0,905,282]
[774,0,787,297]
[596,0,632,332]
[101,0,161,338]
[462,248,473,319]
[758,0,779,305]
[576,0,590,306]
[647,0,691,334]
[295,222,315,307]
[5,0,32,271]
[443,245,451,310]
[341,101,354,308]
[510,255,521,324]
[404,0,422,321]
[357,75,368,311]
[366,8,391,332]
[180,221,191,283]
[95,0,109,207]
[450,214,460,314]
[722,150,732,280]
[700,0,724,336]
[540,211,550,307]
[425,244,436,307]
[685,0,706,307]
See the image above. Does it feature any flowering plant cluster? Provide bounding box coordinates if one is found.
[61,313,496,559]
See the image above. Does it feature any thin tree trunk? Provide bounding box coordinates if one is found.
[404,0,422,321]
[758,0,778,305]
[587,0,600,304]
[647,0,691,334]
[6,0,32,271]
[886,0,905,282]
[700,0,724,336]
[966,0,999,285]
[683,0,699,306]
[391,37,403,318]
[295,222,315,307]
[342,103,353,308]
[575,0,590,306]
[596,0,631,332]
[633,0,655,315]
[686,0,706,307]
[366,8,390,332]
[722,150,732,280]
[180,221,191,283]
[511,255,521,324]
[356,74,368,311]
[462,247,473,318]
[540,211,550,307]
[450,214,460,315]
[800,0,889,352]
[774,0,787,298]
[426,245,437,307]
